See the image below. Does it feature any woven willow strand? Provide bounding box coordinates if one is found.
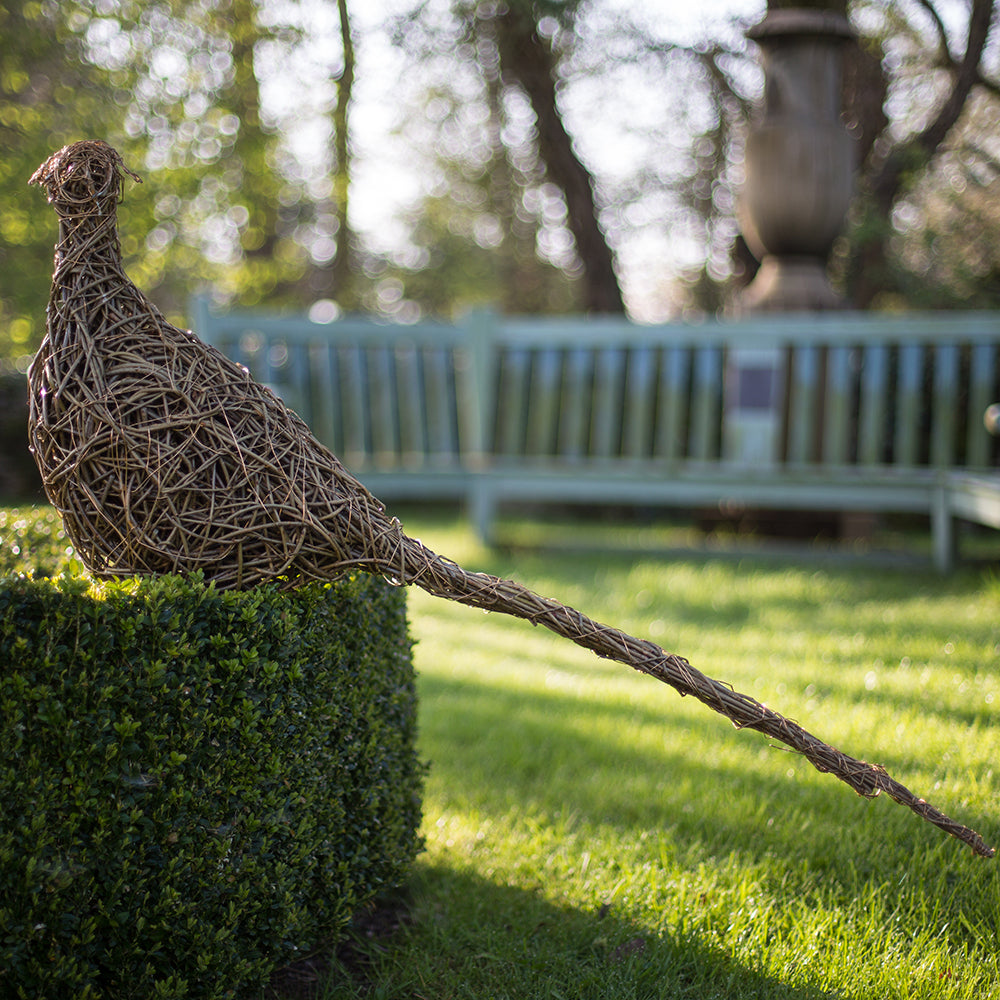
[28,140,994,859]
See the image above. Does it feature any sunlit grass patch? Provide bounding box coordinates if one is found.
[322,510,999,1000]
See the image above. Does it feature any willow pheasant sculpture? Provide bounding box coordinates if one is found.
[28,140,993,857]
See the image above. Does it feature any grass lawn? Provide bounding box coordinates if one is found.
[319,510,1000,1000]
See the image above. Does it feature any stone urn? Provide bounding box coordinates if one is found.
[738,8,857,313]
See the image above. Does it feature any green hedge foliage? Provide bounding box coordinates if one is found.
[0,508,423,999]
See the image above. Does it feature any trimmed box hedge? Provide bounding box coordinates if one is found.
[0,508,423,999]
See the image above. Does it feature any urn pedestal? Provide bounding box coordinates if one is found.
[725,8,856,467]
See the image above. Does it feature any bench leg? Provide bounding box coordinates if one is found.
[469,478,496,547]
[931,482,956,573]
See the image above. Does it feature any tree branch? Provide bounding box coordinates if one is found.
[870,0,996,210]
[329,0,356,299]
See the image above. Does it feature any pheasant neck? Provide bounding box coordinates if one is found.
[53,206,125,280]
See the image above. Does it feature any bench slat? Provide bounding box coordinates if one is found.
[859,343,888,465]
[591,347,626,459]
[495,348,530,457]
[338,345,368,467]
[394,342,426,464]
[823,345,852,465]
[967,342,996,468]
[788,345,820,464]
[558,348,592,460]
[423,346,456,462]
[526,348,561,457]
[367,347,398,466]
[690,346,722,462]
[624,347,656,461]
[291,341,312,427]
[894,343,923,466]
[653,345,689,463]
[309,342,337,452]
[931,344,960,467]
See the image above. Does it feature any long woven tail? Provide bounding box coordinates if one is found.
[394,534,995,858]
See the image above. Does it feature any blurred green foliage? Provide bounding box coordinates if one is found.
[0,1,112,361]
[2,0,318,362]
[0,505,80,577]
[2,0,997,362]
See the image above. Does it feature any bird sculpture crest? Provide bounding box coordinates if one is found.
[27,140,993,858]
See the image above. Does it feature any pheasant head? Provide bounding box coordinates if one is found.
[30,139,141,271]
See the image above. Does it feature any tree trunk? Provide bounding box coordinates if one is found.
[329,0,356,301]
[494,6,625,313]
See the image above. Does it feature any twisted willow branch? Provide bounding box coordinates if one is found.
[28,140,994,858]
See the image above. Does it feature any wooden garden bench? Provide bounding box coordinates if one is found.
[193,299,1000,570]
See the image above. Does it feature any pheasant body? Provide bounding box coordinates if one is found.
[29,141,412,589]
[26,140,994,858]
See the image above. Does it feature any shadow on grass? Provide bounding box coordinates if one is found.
[488,511,1000,577]
[318,864,841,1000]
[417,670,998,931]
[478,538,996,609]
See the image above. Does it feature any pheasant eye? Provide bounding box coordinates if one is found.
[69,161,110,194]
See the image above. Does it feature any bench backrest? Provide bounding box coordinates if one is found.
[193,299,1000,476]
